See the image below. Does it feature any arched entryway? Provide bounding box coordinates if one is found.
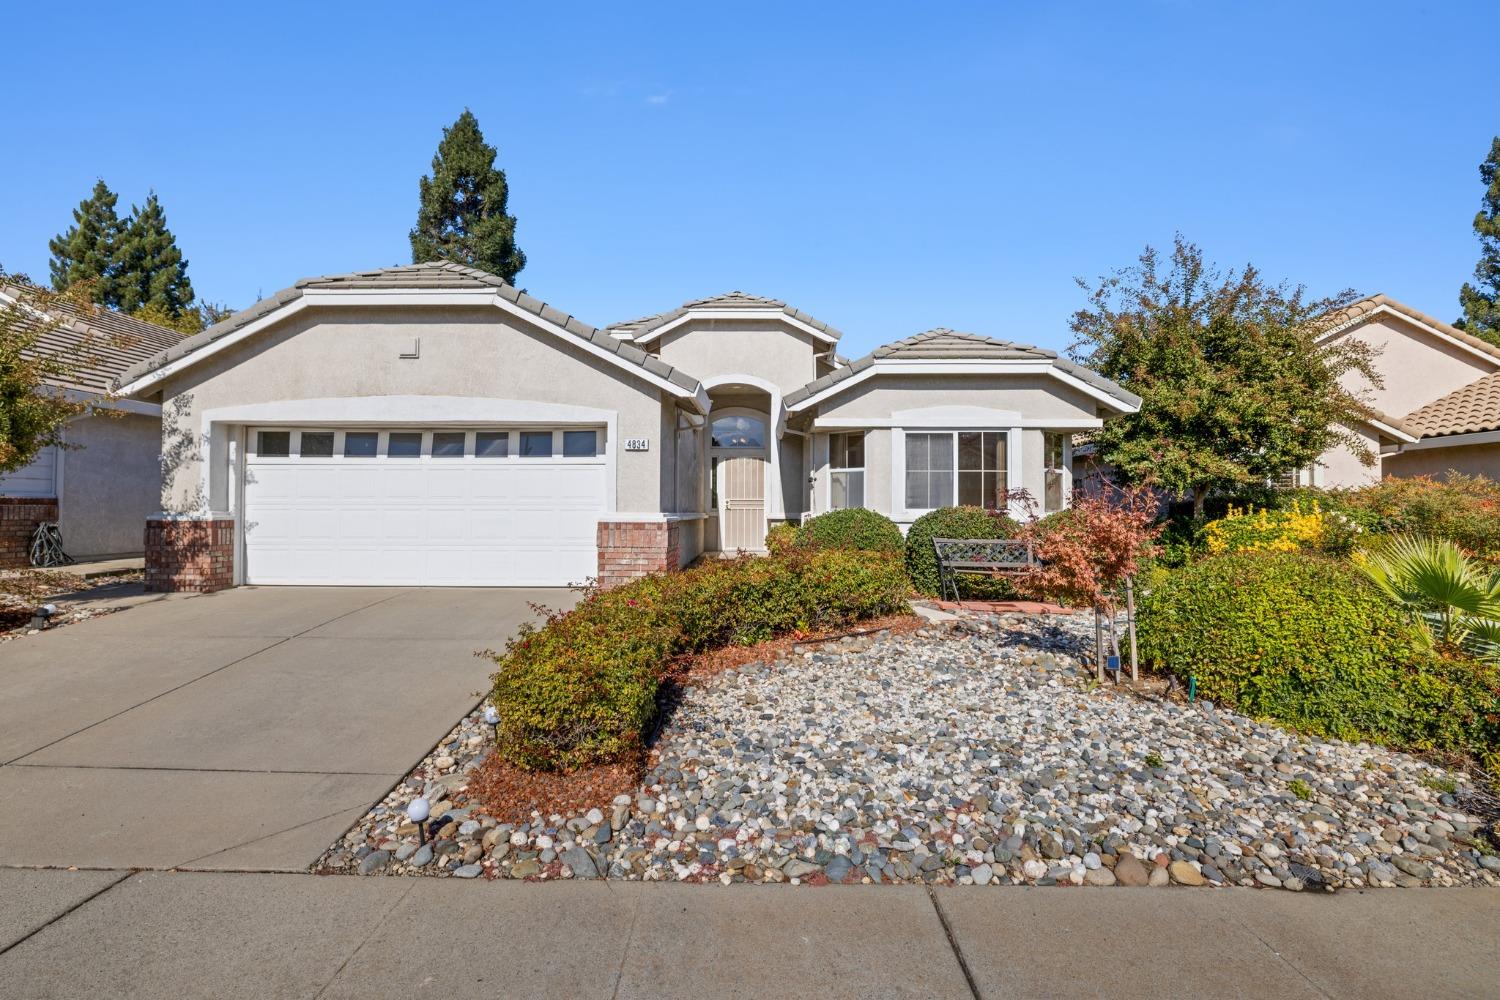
[710,407,768,551]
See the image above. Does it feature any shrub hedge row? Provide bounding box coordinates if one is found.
[904,506,1020,598]
[1137,550,1500,769]
[490,547,910,770]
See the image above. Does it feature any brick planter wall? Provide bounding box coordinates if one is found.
[0,497,59,569]
[145,516,235,593]
[597,519,683,589]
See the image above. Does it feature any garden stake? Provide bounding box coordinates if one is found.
[1188,675,1197,703]
[1125,576,1139,683]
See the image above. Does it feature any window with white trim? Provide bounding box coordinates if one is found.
[905,430,1009,511]
[829,432,865,510]
[1043,432,1068,513]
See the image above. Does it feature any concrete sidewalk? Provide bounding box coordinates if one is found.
[0,870,1495,999]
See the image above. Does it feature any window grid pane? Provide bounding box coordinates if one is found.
[475,432,508,458]
[431,432,466,458]
[563,430,597,457]
[256,431,290,457]
[520,431,552,457]
[300,432,334,458]
[387,432,422,458]
[343,432,377,458]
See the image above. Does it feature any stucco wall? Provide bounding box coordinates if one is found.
[1318,424,1384,489]
[60,412,161,558]
[816,374,1104,422]
[655,321,821,394]
[1334,314,1497,417]
[778,434,805,520]
[154,305,672,514]
[1384,441,1500,481]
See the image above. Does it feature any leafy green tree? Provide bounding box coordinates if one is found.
[410,109,526,283]
[1070,235,1380,517]
[47,180,125,301]
[0,272,99,474]
[1457,136,1500,345]
[111,192,195,319]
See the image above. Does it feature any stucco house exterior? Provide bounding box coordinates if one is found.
[112,262,1140,592]
[1310,294,1500,486]
[0,284,177,567]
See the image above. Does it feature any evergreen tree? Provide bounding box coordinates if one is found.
[410,109,526,283]
[111,192,195,319]
[1457,136,1500,345]
[47,180,124,301]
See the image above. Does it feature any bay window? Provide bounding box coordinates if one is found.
[829,432,865,510]
[905,430,1009,511]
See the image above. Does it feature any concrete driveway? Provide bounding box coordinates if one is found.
[0,586,571,872]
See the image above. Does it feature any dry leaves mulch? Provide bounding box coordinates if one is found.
[464,613,928,823]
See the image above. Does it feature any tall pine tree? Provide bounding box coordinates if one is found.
[47,179,124,301]
[410,110,526,283]
[111,192,195,319]
[1457,136,1500,345]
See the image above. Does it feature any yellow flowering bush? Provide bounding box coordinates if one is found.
[1202,500,1359,555]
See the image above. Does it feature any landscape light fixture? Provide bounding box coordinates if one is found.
[407,796,430,845]
[483,705,500,740]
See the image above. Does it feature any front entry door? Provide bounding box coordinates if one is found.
[716,452,766,552]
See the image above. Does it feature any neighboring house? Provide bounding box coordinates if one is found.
[112,262,1139,592]
[0,285,178,567]
[1311,294,1500,486]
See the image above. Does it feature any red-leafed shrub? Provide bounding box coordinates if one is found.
[1019,484,1161,609]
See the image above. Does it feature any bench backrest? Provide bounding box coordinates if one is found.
[931,536,1035,570]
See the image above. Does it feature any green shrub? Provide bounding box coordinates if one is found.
[764,522,800,554]
[1334,474,1500,563]
[1138,551,1500,766]
[904,506,1020,597]
[797,508,903,553]
[490,547,910,770]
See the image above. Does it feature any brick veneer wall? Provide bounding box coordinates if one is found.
[597,519,683,589]
[145,516,236,593]
[0,497,59,569]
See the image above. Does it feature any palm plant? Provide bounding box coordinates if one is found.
[1355,535,1500,660]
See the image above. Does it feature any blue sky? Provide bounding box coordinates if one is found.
[2,1,1493,358]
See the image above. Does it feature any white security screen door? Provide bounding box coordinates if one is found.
[243,427,606,586]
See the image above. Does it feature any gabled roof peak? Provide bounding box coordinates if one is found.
[606,290,842,343]
[1321,293,1500,365]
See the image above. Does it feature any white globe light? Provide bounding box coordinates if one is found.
[406,797,430,823]
[483,706,499,726]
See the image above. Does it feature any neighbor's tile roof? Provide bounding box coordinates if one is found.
[1321,293,1500,365]
[113,262,703,395]
[1401,371,1500,438]
[782,328,1142,409]
[2,283,184,394]
[606,291,843,341]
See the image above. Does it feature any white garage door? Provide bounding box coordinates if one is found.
[243,427,606,586]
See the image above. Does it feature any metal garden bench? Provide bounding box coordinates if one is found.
[931,537,1039,602]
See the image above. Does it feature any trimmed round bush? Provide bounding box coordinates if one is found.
[904,506,1020,597]
[1137,550,1500,758]
[490,547,910,770]
[797,508,903,552]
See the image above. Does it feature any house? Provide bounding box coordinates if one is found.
[0,284,178,567]
[1311,294,1500,486]
[111,262,1140,592]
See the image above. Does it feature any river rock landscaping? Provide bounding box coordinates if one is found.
[319,611,1500,888]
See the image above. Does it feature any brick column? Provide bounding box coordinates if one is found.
[145,515,236,593]
[0,498,59,569]
[596,518,684,589]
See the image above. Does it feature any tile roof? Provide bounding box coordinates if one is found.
[783,328,1142,410]
[1321,293,1500,365]
[2,283,184,395]
[1401,371,1500,438]
[606,291,843,342]
[113,262,704,396]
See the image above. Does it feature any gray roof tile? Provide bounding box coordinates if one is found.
[606,290,844,341]
[113,262,704,399]
[783,328,1141,410]
[1,282,186,395]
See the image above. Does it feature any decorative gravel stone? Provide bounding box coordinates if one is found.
[318,612,1499,889]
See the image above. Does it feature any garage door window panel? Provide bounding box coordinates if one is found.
[432,432,467,458]
[256,431,291,458]
[475,432,508,458]
[344,432,378,458]
[388,432,423,458]
[520,431,553,458]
